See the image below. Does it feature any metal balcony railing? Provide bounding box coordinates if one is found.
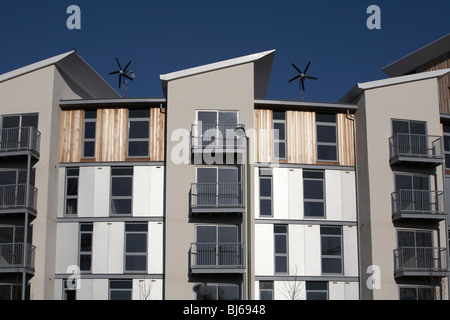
[394,247,448,275]
[0,184,38,212]
[389,133,443,163]
[0,243,36,270]
[191,183,244,209]
[0,127,41,156]
[191,124,245,151]
[190,242,243,269]
[391,189,445,217]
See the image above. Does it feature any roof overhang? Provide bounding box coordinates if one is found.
[59,98,166,110]
[255,99,357,113]
[382,33,450,77]
[159,50,276,98]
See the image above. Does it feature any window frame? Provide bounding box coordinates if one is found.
[320,226,343,275]
[443,124,450,170]
[109,279,133,300]
[110,167,134,216]
[303,170,326,218]
[79,223,93,273]
[273,111,287,161]
[127,109,151,159]
[65,168,79,216]
[316,113,338,162]
[399,286,435,300]
[124,223,148,273]
[259,281,274,300]
[306,281,329,300]
[82,110,97,159]
[195,283,240,300]
[259,168,273,217]
[274,225,289,274]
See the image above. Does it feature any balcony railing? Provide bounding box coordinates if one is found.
[190,242,243,271]
[389,134,443,166]
[191,124,245,151]
[394,247,448,277]
[0,127,41,156]
[391,189,445,220]
[0,243,36,271]
[191,183,244,210]
[0,184,38,212]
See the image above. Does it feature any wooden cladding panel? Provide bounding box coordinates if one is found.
[254,109,355,166]
[60,107,165,163]
[415,53,450,114]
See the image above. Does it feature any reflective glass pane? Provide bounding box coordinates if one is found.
[126,234,147,253]
[66,199,78,215]
[1,116,20,129]
[260,199,272,216]
[110,199,132,215]
[83,142,95,158]
[129,109,150,118]
[129,121,149,139]
[317,125,336,143]
[111,177,132,196]
[275,256,288,273]
[321,237,341,255]
[322,258,342,274]
[304,180,324,200]
[275,235,287,253]
[125,255,147,271]
[260,178,271,197]
[316,113,336,123]
[318,145,337,161]
[110,291,132,300]
[84,122,96,139]
[274,122,286,140]
[128,141,149,157]
[80,234,92,252]
[218,286,239,300]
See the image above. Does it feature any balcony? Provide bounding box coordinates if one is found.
[0,243,36,273]
[394,247,449,278]
[190,183,244,214]
[391,189,446,221]
[389,134,443,167]
[190,242,244,274]
[191,124,245,156]
[0,127,41,160]
[0,184,38,214]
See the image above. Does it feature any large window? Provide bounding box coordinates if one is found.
[259,168,273,217]
[321,226,343,274]
[1,114,38,130]
[259,281,274,300]
[82,110,97,159]
[109,280,133,300]
[65,168,79,215]
[274,225,288,274]
[196,167,240,207]
[303,170,325,218]
[127,109,150,158]
[196,284,240,300]
[196,110,238,149]
[306,281,328,300]
[316,113,338,162]
[273,111,287,160]
[110,167,133,216]
[79,223,93,272]
[399,287,434,300]
[124,223,148,272]
[443,124,450,169]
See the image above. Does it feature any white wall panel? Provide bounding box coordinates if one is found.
[93,167,110,217]
[57,167,65,218]
[78,167,95,218]
[92,279,108,300]
[77,279,93,300]
[329,281,345,300]
[132,279,163,300]
[304,225,321,276]
[341,171,357,221]
[344,281,359,300]
[55,223,79,274]
[288,169,303,219]
[149,166,164,217]
[273,168,288,219]
[92,222,124,274]
[325,170,342,221]
[255,224,274,275]
[133,166,152,217]
[343,226,359,277]
[148,222,164,274]
[288,225,305,276]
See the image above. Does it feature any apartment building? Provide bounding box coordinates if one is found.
[0,34,448,300]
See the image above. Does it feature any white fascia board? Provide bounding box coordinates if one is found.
[0,51,75,83]
[160,49,276,82]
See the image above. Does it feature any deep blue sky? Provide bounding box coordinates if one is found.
[0,0,449,102]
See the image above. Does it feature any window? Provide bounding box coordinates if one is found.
[394,173,431,212]
[316,113,338,162]
[321,226,343,274]
[274,225,288,274]
[196,284,240,300]
[196,167,240,207]
[82,110,97,158]
[392,119,427,156]
[109,280,133,300]
[0,283,29,300]
[399,287,434,300]
[63,279,77,301]
[128,109,150,158]
[79,223,93,272]
[303,170,325,218]
[0,169,36,208]
[110,167,133,215]
[124,223,148,272]
[306,282,328,300]
[259,281,274,300]
[196,110,238,149]
[273,111,287,160]
[259,168,273,217]
[65,168,79,215]
[0,225,32,245]
[443,124,450,169]
[1,113,39,151]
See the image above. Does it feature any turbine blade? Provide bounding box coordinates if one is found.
[301,79,305,92]
[304,61,311,74]
[124,61,132,71]
[288,75,301,83]
[306,76,318,80]
[292,63,302,75]
[116,58,122,70]
[109,71,120,75]
[119,74,122,88]
[124,74,134,81]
